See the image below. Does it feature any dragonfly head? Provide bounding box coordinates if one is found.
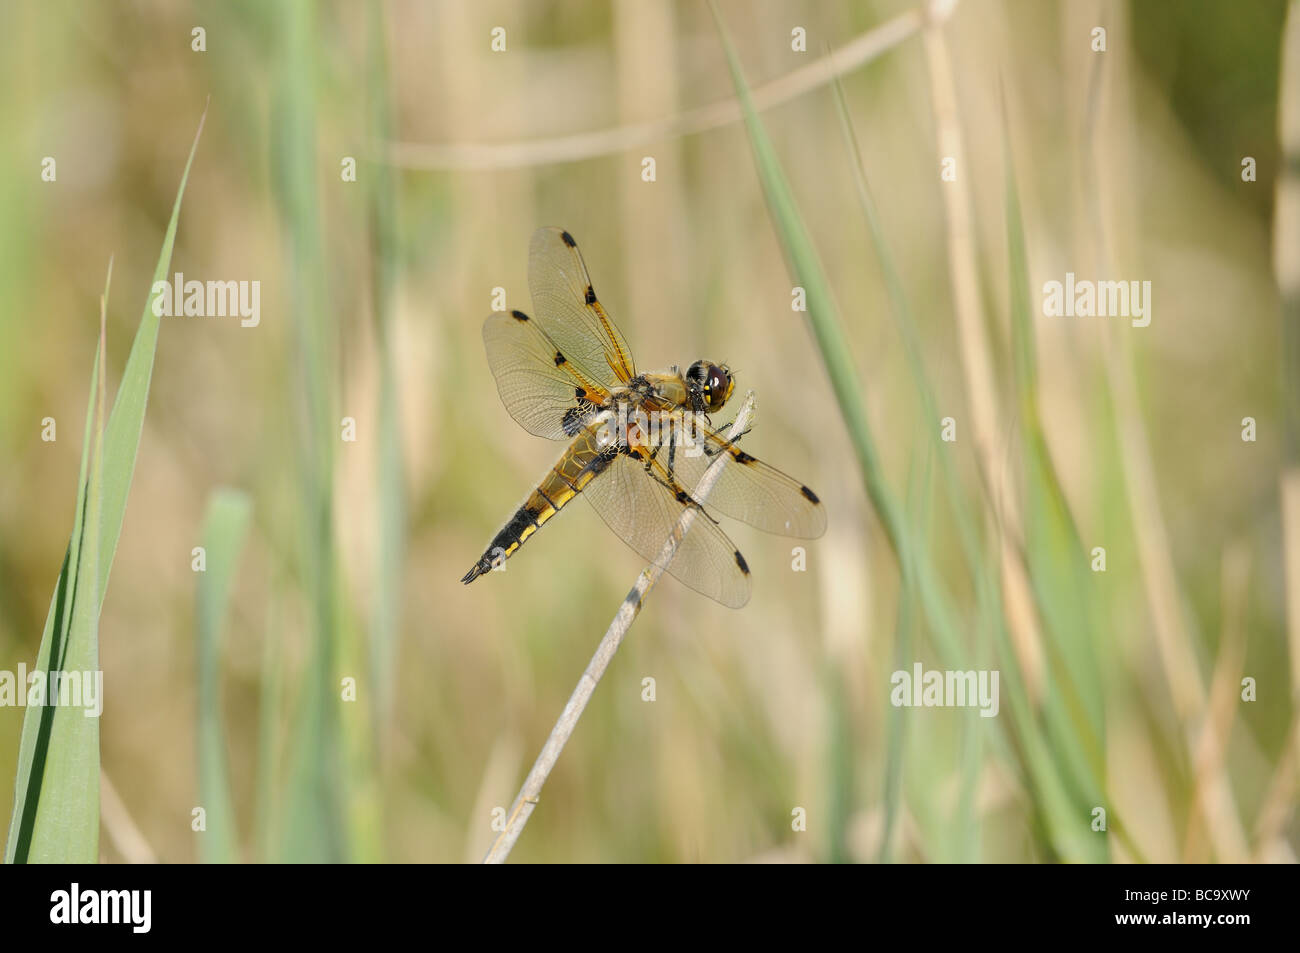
[686,360,734,415]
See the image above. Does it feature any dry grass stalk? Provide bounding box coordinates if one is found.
[482,393,757,863]
[382,12,924,171]
[918,2,1045,698]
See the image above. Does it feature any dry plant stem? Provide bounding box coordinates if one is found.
[1082,25,1206,722]
[919,6,1044,696]
[1257,0,1300,859]
[382,11,922,170]
[99,769,157,864]
[1110,347,1204,716]
[1262,479,1300,857]
[1183,544,1250,862]
[1078,7,1247,859]
[1253,715,1300,860]
[482,393,757,864]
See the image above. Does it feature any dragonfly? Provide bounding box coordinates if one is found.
[462,227,826,608]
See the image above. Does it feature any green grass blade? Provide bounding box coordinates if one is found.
[828,76,1019,859]
[878,572,911,863]
[29,326,105,863]
[828,72,987,585]
[714,8,1108,861]
[195,489,252,864]
[823,662,854,863]
[272,0,355,862]
[829,66,1095,860]
[709,7,897,551]
[97,106,207,599]
[5,266,110,862]
[1003,118,1108,862]
[6,107,204,862]
[707,2,967,665]
[365,0,406,743]
[254,595,284,862]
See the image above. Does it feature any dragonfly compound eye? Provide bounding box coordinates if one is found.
[706,364,734,413]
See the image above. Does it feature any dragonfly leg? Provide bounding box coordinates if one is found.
[628,446,723,527]
[702,423,752,457]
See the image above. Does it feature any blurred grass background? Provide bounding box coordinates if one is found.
[0,0,1295,862]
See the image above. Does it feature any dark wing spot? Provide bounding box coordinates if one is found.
[560,230,577,248]
[734,450,756,464]
[561,407,585,436]
[800,485,821,504]
[510,309,529,322]
[675,489,691,504]
[734,550,750,575]
[575,387,585,399]
[584,285,597,305]
[554,351,566,366]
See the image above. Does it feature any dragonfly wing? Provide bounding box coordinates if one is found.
[482,309,610,440]
[658,413,827,538]
[529,227,637,388]
[582,451,752,609]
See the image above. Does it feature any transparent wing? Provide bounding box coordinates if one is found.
[582,451,752,609]
[529,227,637,389]
[654,413,827,538]
[482,309,611,440]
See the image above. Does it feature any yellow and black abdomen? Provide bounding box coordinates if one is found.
[461,426,613,584]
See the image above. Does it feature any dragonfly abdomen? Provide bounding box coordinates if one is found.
[461,427,614,585]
